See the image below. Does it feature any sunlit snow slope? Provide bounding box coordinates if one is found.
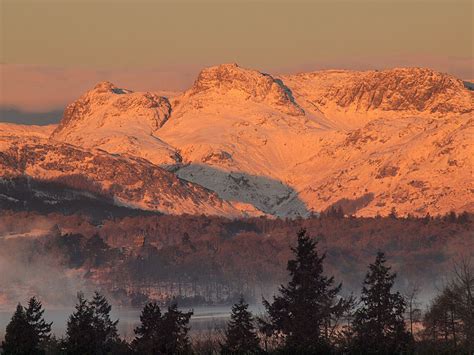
[1,64,472,217]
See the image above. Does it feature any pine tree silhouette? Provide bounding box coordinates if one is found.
[260,228,348,353]
[90,291,120,353]
[2,298,52,355]
[351,252,412,354]
[222,296,261,354]
[65,293,96,354]
[133,302,163,353]
[65,292,121,354]
[25,297,52,352]
[2,304,35,355]
[161,303,193,354]
[133,301,193,354]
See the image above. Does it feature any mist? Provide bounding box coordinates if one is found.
[0,217,94,310]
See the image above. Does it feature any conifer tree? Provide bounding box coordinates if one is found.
[2,298,52,355]
[133,301,193,354]
[351,252,411,354]
[90,291,119,349]
[133,302,163,353]
[65,292,121,354]
[260,228,348,353]
[25,296,52,346]
[161,303,193,354]
[65,293,96,354]
[222,296,261,354]
[2,304,35,355]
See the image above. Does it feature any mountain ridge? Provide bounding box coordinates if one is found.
[1,64,472,217]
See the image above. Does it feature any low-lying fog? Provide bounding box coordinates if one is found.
[0,304,266,341]
[0,215,466,342]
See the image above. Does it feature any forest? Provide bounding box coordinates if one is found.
[1,228,473,354]
[0,209,472,308]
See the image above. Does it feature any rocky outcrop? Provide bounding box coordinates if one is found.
[323,68,472,114]
[281,68,473,129]
[184,63,304,116]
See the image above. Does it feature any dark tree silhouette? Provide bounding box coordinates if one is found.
[133,302,163,353]
[421,257,474,353]
[221,296,261,354]
[25,297,52,350]
[422,287,461,353]
[2,304,35,355]
[260,228,348,353]
[2,298,52,355]
[132,301,193,354]
[90,291,120,353]
[389,207,398,219]
[65,292,121,354]
[161,303,193,354]
[65,293,96,354]
[351,252,411,354]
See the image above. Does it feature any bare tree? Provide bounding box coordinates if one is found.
[422,255,474,352]
[451,256,474,350]
[405,283,422,338]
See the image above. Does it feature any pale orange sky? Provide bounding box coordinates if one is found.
[0,0,473,120]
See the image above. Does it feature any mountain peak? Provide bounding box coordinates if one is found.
[90,81,132,95]
[281,66,473,125]
[338,67,473,114]
[93,80,116,92]
[188,63,305,116]
[53,81,171,134]
[191,63,269,93]
[50,82,176,165]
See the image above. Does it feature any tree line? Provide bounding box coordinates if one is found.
[1,210,471,310]
[2,229,473,354]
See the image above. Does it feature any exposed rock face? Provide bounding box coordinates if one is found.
[163,66,474,216]
[280,68,473,129]
[293,115,474,217]
[184,63,304,116]
[326,68,472,113]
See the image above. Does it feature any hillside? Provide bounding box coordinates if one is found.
[0,210,472,307]
[0,135,261,217]
[1,64,472,217]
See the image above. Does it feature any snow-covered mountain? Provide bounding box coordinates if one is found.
[51,81,180,166]
[0,130,261,217]
[1,64,472,217]
[280,67,472,129]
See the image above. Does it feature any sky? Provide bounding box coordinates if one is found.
[0,0,473,124]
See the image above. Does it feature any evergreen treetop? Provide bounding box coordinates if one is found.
[222,296,261,354]
[352,251,411,354]
[133,301,193,355]
[25,296,52,344]
[260,228,348,353]
[2,298,52,355]
[65,292,120,354]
